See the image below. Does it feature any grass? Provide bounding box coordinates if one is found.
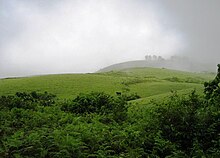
[0,74,125,99]
[0,67,218,157]
[0,67,215,102]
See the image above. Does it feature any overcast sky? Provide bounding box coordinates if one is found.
[0,0,220,77]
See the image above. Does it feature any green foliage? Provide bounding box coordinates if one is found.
[0,67,214,99]
[121,93,141,101]
[164,76,181,82]
[204,64,220,100]
[0,91,56,110]
[148,65,220,157]
[0,66,219,157]
[61,92,128,123]
[152,91,201,154]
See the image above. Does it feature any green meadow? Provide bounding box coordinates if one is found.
[0,67,214,100]
[1,67,219,157]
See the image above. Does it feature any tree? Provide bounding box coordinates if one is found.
[153,55,157,60]
[145,55,152,61]
[204,64,220,99]
[158,56,164,61]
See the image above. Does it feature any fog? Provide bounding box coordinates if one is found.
[160,0,220,65]
[0,0,219,78]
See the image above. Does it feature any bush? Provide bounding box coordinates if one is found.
[164,77,181,82]
[145,89,220,157]
[0,91,56,110]
[204,64,220,100]
[121,93,141,101]
[149,64,220,157]
[61,92,128,123]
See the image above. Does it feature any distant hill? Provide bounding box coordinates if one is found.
[98,58,216,73]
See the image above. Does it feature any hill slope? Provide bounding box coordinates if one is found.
[0,67,214,100]
[98,59,216,73]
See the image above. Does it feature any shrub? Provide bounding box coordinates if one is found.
[61,92,128,123]
[164,77,181,82]
[0,91,56,110]
[121,93,141,101]
[149,64,220,157]
[204,64,220,100]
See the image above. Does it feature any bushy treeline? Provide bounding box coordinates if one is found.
[0,92,56,110]
[0,66,220,157]
[150,91,220,157]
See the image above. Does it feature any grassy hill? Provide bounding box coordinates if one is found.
[0,67,215,101]
[1,67,219,157]
[97,59,216,73]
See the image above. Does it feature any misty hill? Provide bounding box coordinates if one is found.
[98,56,216,73]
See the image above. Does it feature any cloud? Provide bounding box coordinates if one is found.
[0,0,185,77]
[159,0,220,64]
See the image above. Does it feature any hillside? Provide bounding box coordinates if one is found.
[0,67,214,100]
[98,59,216,73]
[1,67,219,157]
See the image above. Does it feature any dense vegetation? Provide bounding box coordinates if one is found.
[0,67,219,157]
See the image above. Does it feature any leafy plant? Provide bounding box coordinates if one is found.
[61,92,128,123]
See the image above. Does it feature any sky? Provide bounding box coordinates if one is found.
[0,0,220,77]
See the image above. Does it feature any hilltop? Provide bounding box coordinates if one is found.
[98,56,216,73]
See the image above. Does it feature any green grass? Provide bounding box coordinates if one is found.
[0,67,218,157]
[0,74,125,99]
[0,67,215,101]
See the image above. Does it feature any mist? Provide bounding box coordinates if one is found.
[0,0,219,78]
[160,0,220,66]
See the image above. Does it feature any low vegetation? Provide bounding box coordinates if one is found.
[0,67,214,99]
[0,67,219,157]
